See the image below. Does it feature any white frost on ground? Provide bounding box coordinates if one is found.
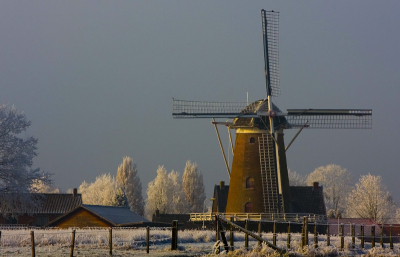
[0,228,399,256]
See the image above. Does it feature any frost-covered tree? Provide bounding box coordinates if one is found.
[182,161,206,212]
[306,164,353,217]
[30,179,59,193]
[0,105,51,214]
[346,174,397,223]
[288,169,307,186]
[79,173,127,207]
[145,166,189,219]
[116,156,144,216]
[145,166,171,217]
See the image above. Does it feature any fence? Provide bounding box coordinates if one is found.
[0,222,180,256]
[213,214,400,254]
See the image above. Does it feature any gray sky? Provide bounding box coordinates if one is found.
[1,1,399,202]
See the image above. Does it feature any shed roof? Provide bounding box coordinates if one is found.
[33,193,82,214]
[1,193,82,214]
[82,205,148,225]
[46,204,149,227]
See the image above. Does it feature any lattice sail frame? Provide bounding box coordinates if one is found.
[285,109,372,129]
[262,10,280,97]
[172,99,372,129]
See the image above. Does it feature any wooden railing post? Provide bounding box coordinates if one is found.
[273,221,276,246]
[171,220,178,250]
[326,224,330,246]
[31,230,35,257]
[244,219,249,250]
[70,229,75,257]
[389,225,393,250]
[287,222,291,249]
[314,223,318,249]
[109,228,112,255]
[146,226,150,254]
[380,225,384,248]
[371,226,375,248]
[360,225,364,249]
[351,224,355,249]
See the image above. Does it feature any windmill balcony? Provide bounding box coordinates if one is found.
[189,213,327,223]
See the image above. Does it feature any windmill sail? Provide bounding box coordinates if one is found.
[261,10,280,97]
[285,109,372,129]
[172,99,253,118]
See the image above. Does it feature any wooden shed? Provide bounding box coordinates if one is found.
[45,205,149,228]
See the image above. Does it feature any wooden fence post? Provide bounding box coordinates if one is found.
[314,223,318,249]
[109,228,112,256]
[171,220,178,250]
[371,226,375,248]
[146,226,150,254]
[257,220,261,246]
[303,216,308,246]
[30,230,35,257]
[380,225,383,248]
[244,219,249,250]
[326,224,330,246]
[215,216,219,241]
[301,224,305,248]
[70,229,75,257]
[273,221,276,246]
[351,224,355,249]
[360,225,364,249]
[215,216,220,254]
[287,222,291,249]
[230,216,234,250]
[0,230,2,253]
[389,225,393,250]
[340,224,344,250]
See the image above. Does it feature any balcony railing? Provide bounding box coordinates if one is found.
[189,213,327,223]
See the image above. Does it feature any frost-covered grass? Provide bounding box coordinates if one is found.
[0,228,399,256]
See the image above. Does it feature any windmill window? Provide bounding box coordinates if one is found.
[245,202,253,213]
[246,177,255,189]
[249,137,255,144]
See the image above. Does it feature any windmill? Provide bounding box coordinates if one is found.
[172,10,372,214]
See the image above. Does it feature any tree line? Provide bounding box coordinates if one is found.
[289,164,399,223]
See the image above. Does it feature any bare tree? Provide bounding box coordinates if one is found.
[288,169,306,186]
[79,173,127,207]
[0,105,51,214]
[306,164,353,217]
[116,156,144,216]
[346,174,397,223]
[182,161,206,212]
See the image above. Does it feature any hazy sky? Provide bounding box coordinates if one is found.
[1,1,399,202]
